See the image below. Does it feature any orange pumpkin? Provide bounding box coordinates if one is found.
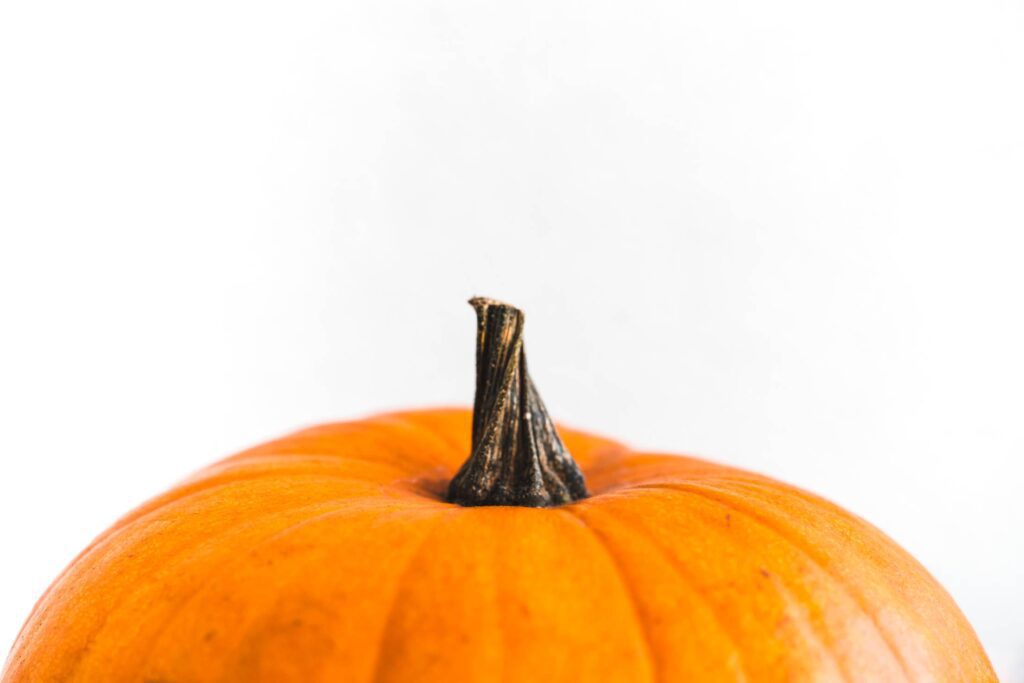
[2,299,994,682]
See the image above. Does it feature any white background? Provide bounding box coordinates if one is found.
[2,0,1022,677]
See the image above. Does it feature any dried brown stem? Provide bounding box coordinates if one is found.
[447,298,589,507]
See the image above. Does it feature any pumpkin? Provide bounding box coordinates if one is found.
[2,299,994,682]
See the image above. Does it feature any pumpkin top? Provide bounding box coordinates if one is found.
[1,300,996,682]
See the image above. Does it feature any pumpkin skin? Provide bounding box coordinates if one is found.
[2,409,994,682]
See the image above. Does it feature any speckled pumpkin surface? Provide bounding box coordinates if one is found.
[2,408,994,682]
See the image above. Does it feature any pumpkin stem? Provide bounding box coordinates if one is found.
[447,298,589,507]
